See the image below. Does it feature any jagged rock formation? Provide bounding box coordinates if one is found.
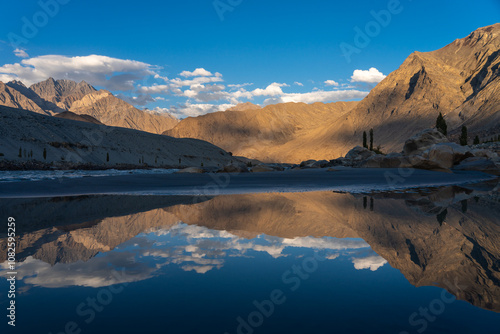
[70,89,178,134]
[0,78,178,134]
[0,81,48,115]
[30,78,97,110]
[345,23,500,151]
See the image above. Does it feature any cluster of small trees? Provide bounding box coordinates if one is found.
[482,135,500,144]
[15,147,48,160]
[436,113,473,146]
[18,147,34,158]
[362,129,374,151]
[362,129,383,154]
[363,113,484,150]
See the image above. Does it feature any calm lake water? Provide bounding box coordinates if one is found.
[1,183,499,334]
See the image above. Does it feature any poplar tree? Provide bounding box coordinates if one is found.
[436,113,447,136]
[459,126,468,146]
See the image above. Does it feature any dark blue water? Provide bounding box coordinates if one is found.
[1,186,499,334]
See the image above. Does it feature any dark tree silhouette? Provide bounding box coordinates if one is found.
[459,126,468,146]
[369,129,374,151]
[435,112,447,136]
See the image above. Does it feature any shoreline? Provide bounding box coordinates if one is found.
[0,160,183,171]
[0,168,496,199]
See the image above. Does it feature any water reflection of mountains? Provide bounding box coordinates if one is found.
[1,181,499,312]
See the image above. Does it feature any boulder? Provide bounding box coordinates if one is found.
[219,162,249,173]
[345,146,376,161]
[328,158,345,166]
[453,157,500,175]
[176,167,205,174]
[425,144,455,168]
[299,160,318,168]
[361,155,385,168]
[407,155,451,172]
[403,129,449,156]
[251,164,276,173]
[310,160,330,168]
[424,143,474,168]
[382,153,413,168]
[361,153,412,168]
[470,149,499,160]
[299,159,329,168]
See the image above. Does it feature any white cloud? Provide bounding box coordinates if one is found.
[324,80,339,87]
[251,82,289,97]
[351,67,386,84]
[13,48,29,58]
[282,236,369,250]
[180,68,215,77]
[139,74,225,96]
[138,84,170,94]
[263,89,369,105]
[1,222,378,288]
[157,102,236,118]
[182,84,227,102]
[228,83,253,89]
[0,54,156,90]
[352,255,388,271]
[116,93,155,106]
[0,52,375,118]
[3,255,156,288]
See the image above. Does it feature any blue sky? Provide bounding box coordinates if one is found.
[0,0,499,118]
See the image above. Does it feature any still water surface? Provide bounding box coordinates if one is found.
[1,183,499,334]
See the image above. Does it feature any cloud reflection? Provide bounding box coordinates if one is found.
[1,223,377,288]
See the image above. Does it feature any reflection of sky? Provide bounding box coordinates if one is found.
[0,223,387,289]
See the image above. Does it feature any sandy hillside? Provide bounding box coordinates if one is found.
[0,105,235,167]
[166,101,358,162]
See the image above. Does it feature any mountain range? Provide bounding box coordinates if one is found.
[165,24,500,163]
[0,24,498,165]
[0,78,178,134]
